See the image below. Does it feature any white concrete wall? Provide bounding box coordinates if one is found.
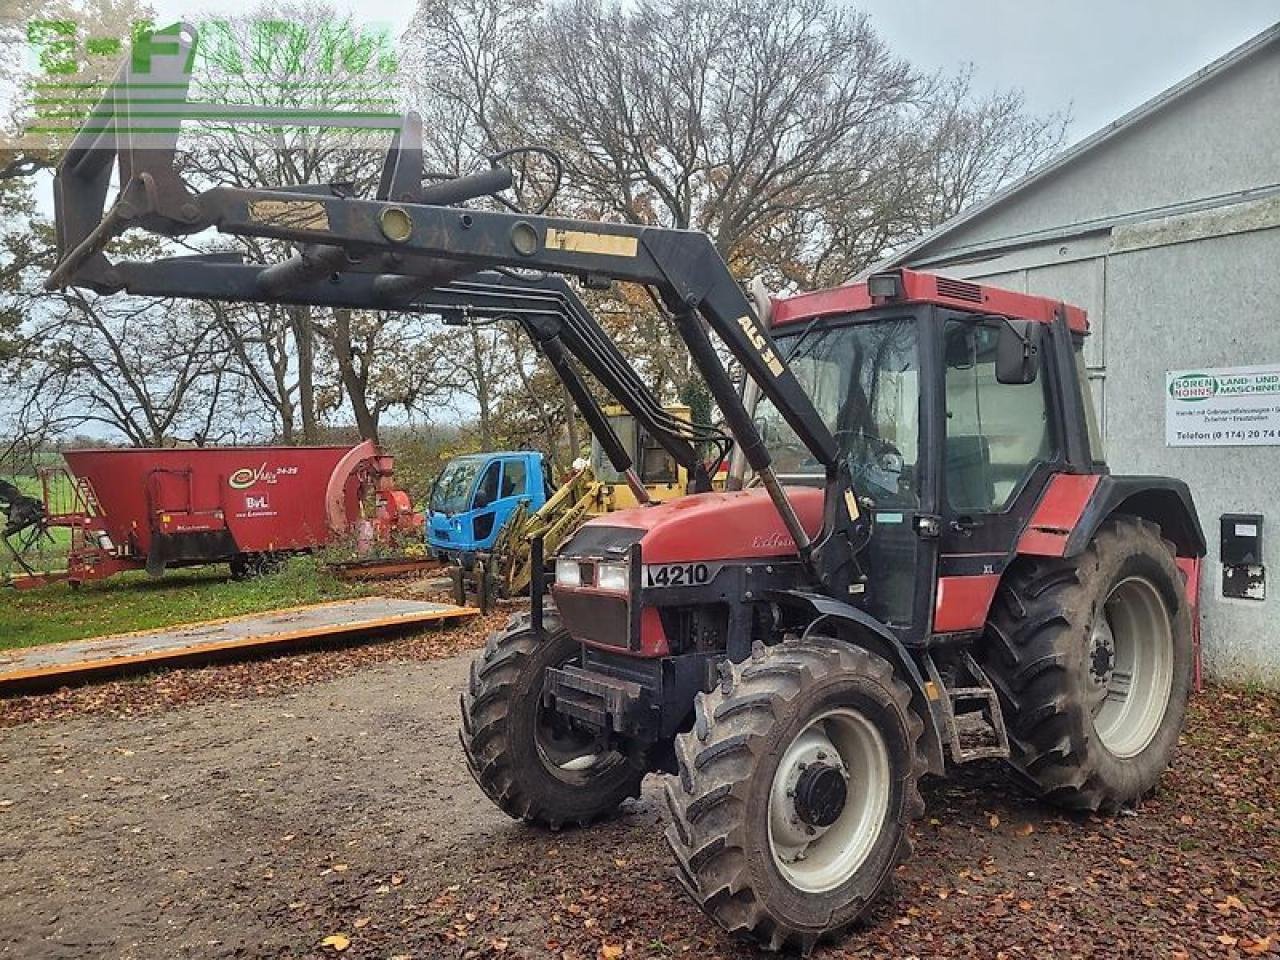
[1104,226,1280,683]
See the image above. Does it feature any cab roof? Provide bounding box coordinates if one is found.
[770,268,1089,334]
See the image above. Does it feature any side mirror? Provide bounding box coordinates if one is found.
[996,319,1042,385]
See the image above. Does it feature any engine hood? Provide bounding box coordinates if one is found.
[563,486,824,564]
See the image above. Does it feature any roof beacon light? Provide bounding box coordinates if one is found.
[867,271,903,303]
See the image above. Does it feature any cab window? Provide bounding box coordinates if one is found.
[639,430,678,484]
[474,460,502,508]
[501,458,526,498]
[591,415,637,484]
[943,321,1052,512]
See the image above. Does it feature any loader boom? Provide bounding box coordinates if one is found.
[47,25,865,588]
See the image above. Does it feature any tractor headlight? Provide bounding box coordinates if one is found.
[554,557,581,587]
[596,561,629,593]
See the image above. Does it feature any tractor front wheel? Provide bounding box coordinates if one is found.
[460,613,645,828]
[983,514,1193,811]
[664,638,924,953]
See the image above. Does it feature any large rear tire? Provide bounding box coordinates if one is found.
[460,613,645,828]
[663,638,924,953]
[983,514,1193,811]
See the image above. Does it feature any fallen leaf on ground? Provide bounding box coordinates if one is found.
[600,945,623,960]
[320,934,350,952]
[1215,895,1246,913]
[1241,936,1272,955]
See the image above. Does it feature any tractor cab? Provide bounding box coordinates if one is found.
[749,269,1099,642]
[549,270,1103,654]
[427,451,553,560]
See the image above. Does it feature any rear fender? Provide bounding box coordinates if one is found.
[768,590,947,776]
[1065,475,1206,558]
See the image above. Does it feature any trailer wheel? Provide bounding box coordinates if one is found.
[460,613,645,829]
[230,552,284,579]
[983,514,1192,811]
[229,553,253,580]
[664,638,924,953]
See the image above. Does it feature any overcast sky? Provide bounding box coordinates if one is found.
[144,0,1279,144]
[854,0,1279,141]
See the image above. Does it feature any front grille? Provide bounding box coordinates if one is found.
[553,586,631,649]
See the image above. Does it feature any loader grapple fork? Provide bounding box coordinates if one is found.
[47,23,867,593]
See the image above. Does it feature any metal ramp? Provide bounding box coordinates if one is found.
[0,597,478,693]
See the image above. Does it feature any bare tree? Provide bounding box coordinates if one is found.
[316,308,461,443]
[19,291,235,445]
[207,300,307,441]
[904,67,1069,233]
[403,0,1066,408]
[179,1,395,442]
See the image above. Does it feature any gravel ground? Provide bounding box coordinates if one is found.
[0,631,1276,959]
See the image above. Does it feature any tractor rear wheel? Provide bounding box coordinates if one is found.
[460,613,645,828]
[983,514,1192,811]
[664,638,924,953]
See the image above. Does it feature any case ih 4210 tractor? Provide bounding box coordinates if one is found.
[460,271,1205,951]
[49,29,1205,952]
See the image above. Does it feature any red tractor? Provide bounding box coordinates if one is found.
[460,270,1203,950]
[48,30,1204,951]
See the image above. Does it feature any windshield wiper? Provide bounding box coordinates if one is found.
[780,314,827,364]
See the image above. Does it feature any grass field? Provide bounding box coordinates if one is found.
[0,556,373,650]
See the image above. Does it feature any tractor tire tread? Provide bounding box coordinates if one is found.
[980,513,1193,812]
[459,615,643,829]
[664,638,924,954]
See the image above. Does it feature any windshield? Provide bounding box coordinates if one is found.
[756,317,920,508]
[430,458,484,514]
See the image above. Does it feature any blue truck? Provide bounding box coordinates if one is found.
[426,451,553,560]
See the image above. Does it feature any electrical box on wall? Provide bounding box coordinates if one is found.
[1221,513,1265,600]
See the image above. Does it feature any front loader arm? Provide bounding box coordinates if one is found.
[46,24,861,583]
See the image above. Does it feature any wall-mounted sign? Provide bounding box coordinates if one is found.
[1166,364,1280,446]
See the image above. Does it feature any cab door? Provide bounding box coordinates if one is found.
[849,314,943,647]
[468,459,504,546]
[936,315,1059,632]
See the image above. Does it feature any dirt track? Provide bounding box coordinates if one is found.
[0,657,513,958]
[1,653,1277,959]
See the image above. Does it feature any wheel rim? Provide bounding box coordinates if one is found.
[767,708,891,894]
[533,660,613,782]
[1088,576,1175,758]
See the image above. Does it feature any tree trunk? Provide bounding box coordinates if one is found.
[471,326,493,449]
[331,309,380,443]
[291,305,319,442]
